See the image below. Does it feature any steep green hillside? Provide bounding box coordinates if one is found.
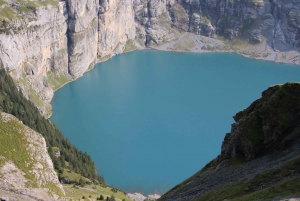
[0,67,104,184]
[0,111,64,199]
[160,83,300,201]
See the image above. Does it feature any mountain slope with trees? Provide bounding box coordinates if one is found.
[0,66,104,184]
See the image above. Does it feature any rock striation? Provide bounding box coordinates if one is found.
[0,0,300,116]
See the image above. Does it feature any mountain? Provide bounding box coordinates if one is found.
[159,82,300,201]
[1,0,300,200]
[0,0,299,115]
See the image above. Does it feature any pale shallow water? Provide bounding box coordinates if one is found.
[50,51,300,194]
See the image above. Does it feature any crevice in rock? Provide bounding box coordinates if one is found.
[268,0,277,51]
[63,0,72,76]
[145,0,152,47]
[294,28,300,47]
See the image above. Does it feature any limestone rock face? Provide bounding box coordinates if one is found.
[66,0,99,77]
[97,0,136,58]
[133,0,181,46]
[0,0,300,117]
[0,2,69,116]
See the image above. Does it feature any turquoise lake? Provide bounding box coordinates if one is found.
[50,51,300,194]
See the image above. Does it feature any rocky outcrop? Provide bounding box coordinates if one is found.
[220,82,300,161]
[0,112,64,200]
[0,0,300,117]
[159,83,300,201]
[127,192,161,201]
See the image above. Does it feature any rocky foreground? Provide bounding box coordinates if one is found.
[159,82,300,201]
[0,112,64,200]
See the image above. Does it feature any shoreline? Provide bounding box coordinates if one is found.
[47,42,300,196]
[49,35,300,119]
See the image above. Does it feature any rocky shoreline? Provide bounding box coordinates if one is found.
[127,192,161,201]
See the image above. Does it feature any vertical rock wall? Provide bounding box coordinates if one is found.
[0,0,300,116]
[66,0,99,77]
[98,0,136,58]
[0,2,69,116]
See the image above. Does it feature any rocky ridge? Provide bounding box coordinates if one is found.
[0,112,64,200]
[0,0,300,116]
[159,82,300,201]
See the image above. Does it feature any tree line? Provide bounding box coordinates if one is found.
[0,67,104,184]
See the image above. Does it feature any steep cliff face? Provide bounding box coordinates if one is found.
[66,0,99,77]
[0,1,70,116]
[0,0,300,116]
[0,0,138,116]
[98,0,136,58]
[133,0,181,46]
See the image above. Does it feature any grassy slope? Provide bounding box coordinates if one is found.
[64,184,132,201]
[0,111,62,195]
[0,0,59,25]
[0,111,36,185]
[195,157,300,201]
[61,170,132,201]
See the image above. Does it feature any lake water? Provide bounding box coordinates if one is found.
[50,51,300,194]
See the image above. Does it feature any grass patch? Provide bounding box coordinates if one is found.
[234,177,300,201]
[0,0,59,23]
[0,7,17,20]
[47,71,70,91]
[87,63,94,71]
[123,39,136,53]
[195,177,300,201]
[28,86,43,107]
[195,157,300,201]
[0,111,37,187]
[98,54,111,62]
[18,6,35,13]
[0,0,7,6]
[60,169,89,183]
[45,183,64,197]
[63,184,132,201]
